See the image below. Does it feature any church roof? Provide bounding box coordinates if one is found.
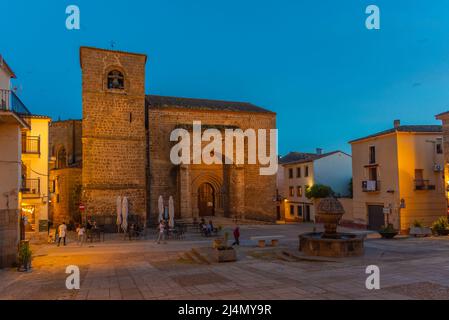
[145,95,274,114]
[279,151,349,165]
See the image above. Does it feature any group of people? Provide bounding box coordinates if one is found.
[55,219,99,247]
[55,217,241,247]
[198,218,240,245]
[199,218,216,237]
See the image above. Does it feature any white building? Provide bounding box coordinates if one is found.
[278,149,352,222]
[0,55,31,267]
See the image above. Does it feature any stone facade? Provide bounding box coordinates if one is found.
[148,108,277,222]
[59,46,279,227]
[49,120,82,168]
[49,120,83,226]
[49,168,82,226]
[80,47,147,222]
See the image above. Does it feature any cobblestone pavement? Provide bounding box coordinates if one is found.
[1,223,449,300]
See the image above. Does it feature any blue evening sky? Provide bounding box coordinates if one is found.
[2,0,449,155]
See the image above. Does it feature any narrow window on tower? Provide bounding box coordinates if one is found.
[129,112,132,123]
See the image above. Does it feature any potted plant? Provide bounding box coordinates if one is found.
[212,238,223,249]
[409,220,432,237]
[378,223,398,239]
[432,217,449,236]
[213,232,236,262]
[17,240,32,272]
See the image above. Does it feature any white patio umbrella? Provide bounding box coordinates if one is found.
[168,196,175,228]
[116,196,122,233]
[158,195,164,223]
[121,196,128,232]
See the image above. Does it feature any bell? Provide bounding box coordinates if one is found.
[112,78,120,88]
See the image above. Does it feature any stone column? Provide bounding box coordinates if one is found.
[229,164,245,219]
[179,165,192,218]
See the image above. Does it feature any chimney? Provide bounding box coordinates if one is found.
[316,148,323,155]
[394,119,401,128]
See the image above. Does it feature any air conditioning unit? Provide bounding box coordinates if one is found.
[433,164,443,172]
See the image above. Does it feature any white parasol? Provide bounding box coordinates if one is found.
[158,195,164,223]
[121,196,128,232]
[168,196,175,228]
[116,196,122,232]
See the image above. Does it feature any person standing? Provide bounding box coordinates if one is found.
[76,224,85,246]
[156,220,166,244]
[58,222,67,247]
[232,225,240,246]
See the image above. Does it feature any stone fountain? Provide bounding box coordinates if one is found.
[299,197,364,257]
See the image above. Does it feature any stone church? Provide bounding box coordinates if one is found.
[51,46,277,227]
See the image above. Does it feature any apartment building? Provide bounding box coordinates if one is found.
[350,120,446,232]
[21,115,51,234]
[278,149,352,222]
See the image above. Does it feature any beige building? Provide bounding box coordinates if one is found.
[350,120,446,232]
[20,115,51,234]
[278,150,352,222]
[435,111,449,208]
[0,55,31,267]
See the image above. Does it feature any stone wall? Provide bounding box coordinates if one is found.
[49,167,82,226]
[148,108,277,223]
[49,120,82,168]
[0,209,18,268]
[80,47,148,222]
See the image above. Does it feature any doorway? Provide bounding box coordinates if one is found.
[198,183,215,216]
[367,205,385,230]
[304,205,311,222]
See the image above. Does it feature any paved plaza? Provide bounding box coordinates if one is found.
[1,223,449,300]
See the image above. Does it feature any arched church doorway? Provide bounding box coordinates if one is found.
[198,183,215,216]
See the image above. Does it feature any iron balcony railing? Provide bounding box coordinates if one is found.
[362,180,380,192]
[0,89,31,115]
[414,179,436,191]
[22,135,40,154]
[21,178,40,195]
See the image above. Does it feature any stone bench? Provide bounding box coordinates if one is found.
[250,235,285,247]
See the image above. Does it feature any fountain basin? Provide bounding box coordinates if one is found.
[299,232,364,257]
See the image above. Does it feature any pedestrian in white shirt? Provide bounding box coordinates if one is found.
[76,224,85,246]
[57,222,67,247]
[156,220,166,244]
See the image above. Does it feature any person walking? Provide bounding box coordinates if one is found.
[232,225,240,246]
[76,224,85,246]
[57,222,67,247]
[156,220,166,244]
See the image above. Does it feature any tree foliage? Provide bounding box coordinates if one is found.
[305,184,333,199]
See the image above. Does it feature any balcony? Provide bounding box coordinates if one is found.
[21,178,40,196]
[0,89,31,115]
[362,180,380,192]
[414,179,436,191]
[22,135,40,154]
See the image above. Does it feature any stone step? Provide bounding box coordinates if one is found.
[190,248,212,265]
[281,250,340,263]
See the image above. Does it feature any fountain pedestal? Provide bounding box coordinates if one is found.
[299,198,364,257]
